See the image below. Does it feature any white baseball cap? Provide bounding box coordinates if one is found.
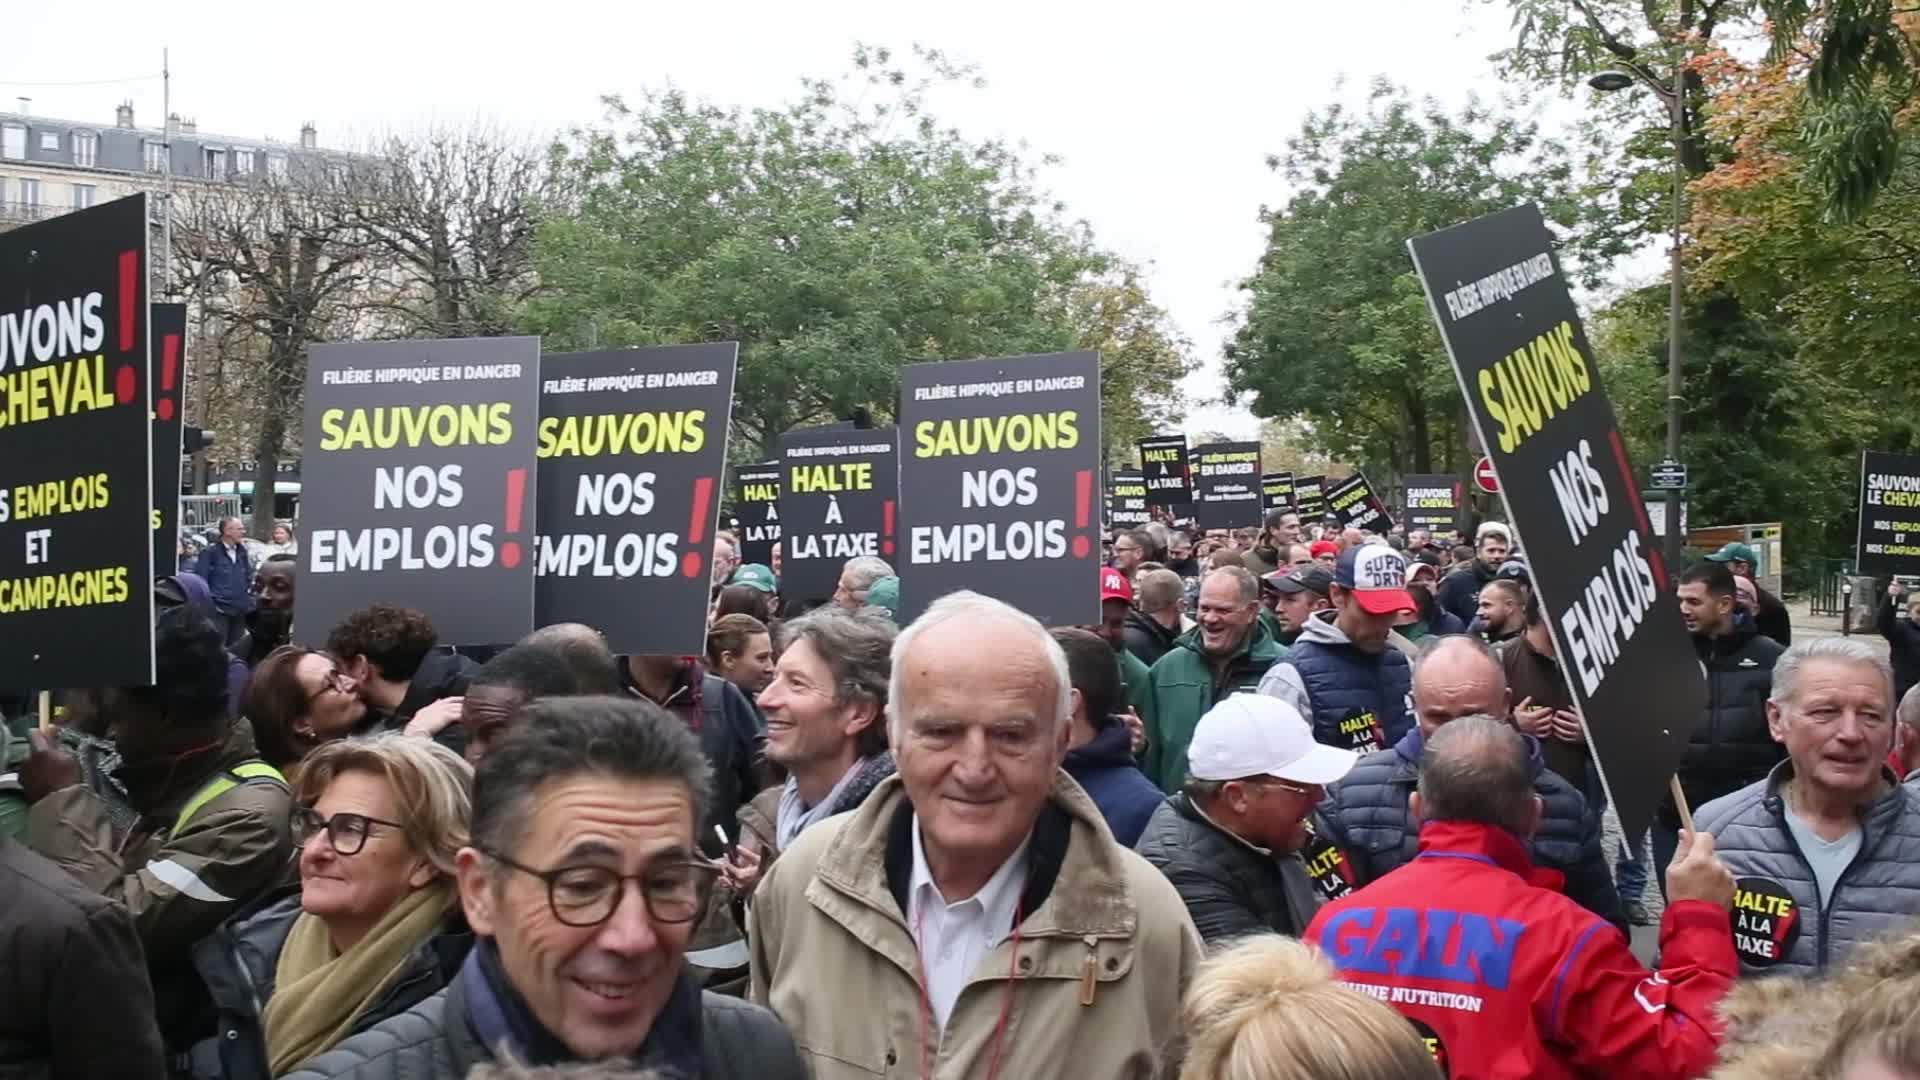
[1187,694,1359,785]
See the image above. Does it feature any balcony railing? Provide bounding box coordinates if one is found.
[0,200,60,225]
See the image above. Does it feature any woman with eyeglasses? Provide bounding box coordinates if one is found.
[189,733,474,1078]
[245,646,370,773]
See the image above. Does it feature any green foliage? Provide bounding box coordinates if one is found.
[1224,83,1589,474]
[520,46,1186,461]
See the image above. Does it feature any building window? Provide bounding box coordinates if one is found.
[73,183,96,209]
[1,124,25,161]
[234,149,254,176]
[38,131,59,152]
[204,148,226,177]
[19,179,39,209]
[266,153,288,180]
[144,140,167,173]
[73,132,98,168]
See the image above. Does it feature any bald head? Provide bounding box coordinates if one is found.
[519,622,618,695]
[1415,714,1539,836]
[1412,635,1509,737]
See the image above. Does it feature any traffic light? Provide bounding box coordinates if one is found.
[183,426,216,454]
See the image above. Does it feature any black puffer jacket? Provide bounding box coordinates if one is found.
[188,888,471,1079]
[280,961,804,1080]
[1434,561,1495,626]
[1122,608,1181,669]
[1317,727,1624,931]
[1663,623,1786,829]
[1878,592,1920,705]
[1133,793,1322,946]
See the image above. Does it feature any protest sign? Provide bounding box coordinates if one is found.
[1295,474,1328,519]
[1138,434,1191,506]
[302,336,541,647]
[1856,452,1920,577]
[1402,473,1464,536]
[151,303,186,580]
[1410,202,1706,841]
[534,345,737,654]
[1190,443,1263,529]
[735,461,781,567]
[779,426,897,605]
[0,195,155,688]
[1107,470,1150,529]
[1326,471,1395,533]
[1263,472,1296,514]
[898,352,1101,626]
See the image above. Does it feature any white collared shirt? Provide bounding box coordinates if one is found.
[907,818,1031,1028]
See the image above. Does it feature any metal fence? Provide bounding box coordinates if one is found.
[179,494,243,532]
[1807,557,1852,617]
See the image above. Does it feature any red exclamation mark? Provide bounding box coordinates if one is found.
[881,500,896,557]
[157,334,180,421]
[1071,470,1093,558]
[500,468,528,569]
[114,249,140,405]
[681,477,714,578]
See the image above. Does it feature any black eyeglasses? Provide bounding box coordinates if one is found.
[292,807,406,856]
[305,667,351,705]
[480,848,721,928]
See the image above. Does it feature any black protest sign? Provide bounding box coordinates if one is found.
[1295,475,1328,519]
[1107,470,1149,529]
[1138,434,1191,506]
[301,336,540,647]
[735,461,781,567]
[1410,203,1706,841]
[1856,452,1920,576]
[534,345,737,654]
[0,194,154,688]
[1263,472,1296,513]
[1191,442,1263,529]
[150,303,186,579]
[898,352,1101,626]
[1402,473,1464,536]
[1326,472,1395,533]
[779,426,897,606]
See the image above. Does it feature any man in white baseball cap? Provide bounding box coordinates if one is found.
[1135,694,1358,946]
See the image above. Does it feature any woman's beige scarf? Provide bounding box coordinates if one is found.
[262,880,453,1075]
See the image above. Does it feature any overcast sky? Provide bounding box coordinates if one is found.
[10,0,1540,440]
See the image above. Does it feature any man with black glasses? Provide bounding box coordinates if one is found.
[285,696,804,1080]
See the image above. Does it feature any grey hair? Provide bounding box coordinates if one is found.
[841,555,894,594]
[1416,714,1535,835]
[775,606,896,743]
[1135,568,1185,614]
[887,590,1072,743]
[1901,684,1920,733]
[1205,566,1260,606]
[1770,637,1895,713]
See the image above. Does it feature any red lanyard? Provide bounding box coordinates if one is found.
[912,897,1023,1080]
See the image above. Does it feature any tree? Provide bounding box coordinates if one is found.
[171,162,385,536]
[1049,262,1194,461]
[1224,83,1590,475]
[520,46,1121,460]
[351,127,553,337]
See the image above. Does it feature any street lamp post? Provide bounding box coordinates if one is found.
[1591,49,1688,582]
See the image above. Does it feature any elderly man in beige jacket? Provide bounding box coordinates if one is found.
[750,590,1201,1079]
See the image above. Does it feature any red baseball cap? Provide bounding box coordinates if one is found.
[1335,544,1417,616]
[1309,540,1340,559]
[1100,566,1133,604]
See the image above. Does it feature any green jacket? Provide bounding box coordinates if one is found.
[1140,622,1286,792]
[1118,647,1152,715]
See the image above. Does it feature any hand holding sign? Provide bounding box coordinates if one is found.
[1666,829,1735,910]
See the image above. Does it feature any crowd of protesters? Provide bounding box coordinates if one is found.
[7,507,1920,1080]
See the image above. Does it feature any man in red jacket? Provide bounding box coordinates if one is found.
[1305,715,1738,1080]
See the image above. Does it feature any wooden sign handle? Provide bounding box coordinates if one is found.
[1670,774,1695,835]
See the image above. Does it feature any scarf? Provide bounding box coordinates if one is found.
[776,753,893,850]
[461,938,704,1073]
[263,881,453,1075]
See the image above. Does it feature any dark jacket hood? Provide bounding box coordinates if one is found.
[1065,721,1137,772]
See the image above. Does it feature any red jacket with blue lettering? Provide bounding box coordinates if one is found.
[1304,820,1736,1080]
